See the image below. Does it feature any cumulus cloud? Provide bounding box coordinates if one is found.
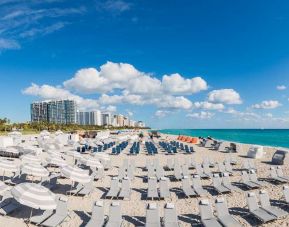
[193,101,224,110]
[162,73,208,95]
[277,85,286,90]
[252,100,281,109]
[208,89,242,104]
[186,111,214,119]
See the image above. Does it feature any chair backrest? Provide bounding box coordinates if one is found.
[224,161,232,171]
[181,164,189,176]
[121,177,130,190]
[283,186,289,203]
[222,173,231,186]
[182,176,191,189]
[148,177,157,191]
[249,159,256,169]
[160,177,169,190]
[242,160,249,169]
[111,177,120,190]
[241,171,250,182]
[259,190,270,208]
[212,174,222,187]
[215,197,230,217]
[55,196,68,216]
[199,199,214,220]
[195,164,204,175]
[109,201,122,223]
[247,192,259,211]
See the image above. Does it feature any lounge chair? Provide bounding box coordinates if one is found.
[259,190,288,218]
[222,173,239,192]
[181,176,196,197]
[276,166,289,181]
[163,203,180,227]
[283,186,289,203]
[145,203,161,227]
[30,209,54,225]
[118,177,131,200]
[198,199,222,227]
[147,177,159,199]
[181,164,189,177]
[246,192,276,223]
[248,160,257,171]
[192,175,207,196]
[127,165,134,180]
[202,163,212,178]
[217,163,226,175]
[0,199,21,215]
[195,164,209,179]
[212,174,231,194]
[215,197,242,227]
[241,171,260,189]
[174,164,182,181]
[6,173,27,185]
[93,167,105,181]
[249,170,265,187]
[156,166,165,180]
[118,166,126,180]
[106,201,123,227]
[0,191,12,209]
[269,166,287,183]
[78,180,94,196]
[40,196,69,227]
[106,177,120,199]
[159,177,171,199]
[148,165,156,178]
[86,201,107,227]
[224,161,234,175]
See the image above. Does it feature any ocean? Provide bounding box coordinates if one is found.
[159,129,289,149]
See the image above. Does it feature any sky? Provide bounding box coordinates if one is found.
[0,0,289,129]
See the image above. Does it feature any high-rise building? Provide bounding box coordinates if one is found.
[116,114,124,127]
[31,100,77,124]
[77,110,102,126]
[101,113,112,126]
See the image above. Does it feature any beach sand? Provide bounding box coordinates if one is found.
[0,133,288,226]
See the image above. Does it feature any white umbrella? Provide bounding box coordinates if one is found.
[21,154,41,163]
[0,158,18,181]
[11,183,56,216]
[80,156,102,169]
[21,163,49,178]
[46,156,67,167]
[47,149,62,157]
[61,165,90,183]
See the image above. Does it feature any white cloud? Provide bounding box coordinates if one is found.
[162,73,208,95]
[0,38,20,50]
[187,111,214,119]
[98,0,131,13]
[20,22,66,38]
[208,89,242,104]
[193,101,224,110]
[277,85,286,90]
[126,110,133,117]
[252,100,281,109]
[102,105,117,113]
[156,96,192,109]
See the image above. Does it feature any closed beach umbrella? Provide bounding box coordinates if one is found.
[46,156,67,167]
[61,165,90,183]
[0,181,10,194]
[11,183,56,210]
[21,163,49,178]
[80,156,102,169]
[21,154,41,163]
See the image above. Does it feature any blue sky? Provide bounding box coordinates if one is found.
[0,0,289,129]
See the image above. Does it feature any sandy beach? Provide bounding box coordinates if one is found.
[0,132,288,227]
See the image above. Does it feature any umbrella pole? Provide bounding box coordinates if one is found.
[28,208,33,224]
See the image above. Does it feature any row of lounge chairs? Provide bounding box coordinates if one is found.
[106,177,131,200]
